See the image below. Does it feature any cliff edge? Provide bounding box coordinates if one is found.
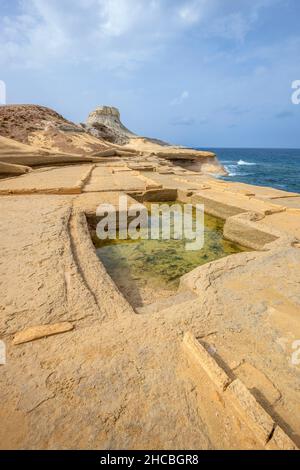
[0,103,227,176]
[86,105,227,175]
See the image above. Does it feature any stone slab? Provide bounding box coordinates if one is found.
[183,332,231,392]
[225,379,275,445]
[0,165,93,195]
[13,322,74,345]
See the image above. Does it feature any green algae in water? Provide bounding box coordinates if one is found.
[93,205,248,299]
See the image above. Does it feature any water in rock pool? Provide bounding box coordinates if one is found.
[93,206,248,307]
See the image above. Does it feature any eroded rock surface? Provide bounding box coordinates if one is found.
[0,105,110,155]
[87,106,135,144]
[0,157,300,449]
[86,105,227,175]
[0,105,299,450]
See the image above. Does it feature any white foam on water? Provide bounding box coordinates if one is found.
[237,159,256,166]
[224,165,238,176]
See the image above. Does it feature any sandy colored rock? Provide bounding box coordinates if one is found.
[86,106,227,175]
[13,322,74,345]
[87,106,135,144]
[0,164,93,195]
[183,332,231,392]
[0,105,111,155]
[0,135,48,159]
[0,161,32,175]
[234,362,282,406]
[0,135,107,168]
[82,166,161,193]
[0,104,80,144]
[225,379,275,445]
[127,138,227,175]
[1,104,300,450]
[265,426,298,450]
[1,168,300,449]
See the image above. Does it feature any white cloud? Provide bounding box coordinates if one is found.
[170,90,189,106]
[177,0,210,25]
[0,0,165,69]
[0,1,73,67]
[97,0,144,37]
[0,0,287,71]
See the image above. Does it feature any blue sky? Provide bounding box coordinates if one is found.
[1,0,300,147]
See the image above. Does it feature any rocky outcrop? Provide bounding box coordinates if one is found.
[0,136,108,173]
[0,103,227,176]
[86,106,135,144]
[86,106,227,175]
[0,105,110,155]
[0,104,79,143]
[2,99,300,450]
[1,171,300,448]
[0,161,31,175]
[127,138,227,175]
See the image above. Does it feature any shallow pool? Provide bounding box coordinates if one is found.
[92,205,248,307]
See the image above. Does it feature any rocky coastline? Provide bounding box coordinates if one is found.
[0,104,299,450]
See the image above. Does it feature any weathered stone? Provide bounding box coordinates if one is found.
[225,379,275,445]
[0,161,32,175]
[183,332,232,392]
[87,106,135,144]
[265,426,298,450]
[13,322,74,345]
[1,103,300,450]
[0,165,94,195]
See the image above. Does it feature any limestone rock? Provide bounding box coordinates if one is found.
[265,426,298,450]
[0,161,32,175]
[225,379,275,445]
[183,332,232,392]
[0,105,111,155]
[86,106,227,175]
[87,106,135,144]
[12,322,74,345]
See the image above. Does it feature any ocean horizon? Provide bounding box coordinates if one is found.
[197,147,300,194]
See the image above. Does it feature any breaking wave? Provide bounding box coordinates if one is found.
[237,159,256,166]
[224,165,238,177]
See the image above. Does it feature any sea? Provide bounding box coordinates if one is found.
[200,148,300,194]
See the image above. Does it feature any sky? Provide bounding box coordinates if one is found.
[0,0,300,148]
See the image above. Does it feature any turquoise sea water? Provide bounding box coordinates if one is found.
[201,148,300,193]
